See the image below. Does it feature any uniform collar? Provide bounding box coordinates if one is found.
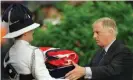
[15,39,30,45]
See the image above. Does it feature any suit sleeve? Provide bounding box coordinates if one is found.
[90,50,133,79]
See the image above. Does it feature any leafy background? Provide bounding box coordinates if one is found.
[31,1,133,66]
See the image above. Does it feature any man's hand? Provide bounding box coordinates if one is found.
[65,61,86,80]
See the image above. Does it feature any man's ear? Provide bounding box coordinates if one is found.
[108,28,114,34]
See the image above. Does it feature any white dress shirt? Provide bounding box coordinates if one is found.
[84,39,116,79]
[4,40,67,80]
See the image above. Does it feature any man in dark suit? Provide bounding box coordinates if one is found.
[65,17,133,80]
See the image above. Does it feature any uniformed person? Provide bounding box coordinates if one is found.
[2,3,68,80]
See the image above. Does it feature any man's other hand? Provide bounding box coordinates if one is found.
[65,61,85,80]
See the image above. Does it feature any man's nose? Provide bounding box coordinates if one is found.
[93,33,97,39]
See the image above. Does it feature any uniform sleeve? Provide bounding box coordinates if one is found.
[33,49,67,80]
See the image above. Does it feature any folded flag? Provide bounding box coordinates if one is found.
[39,47,79,78]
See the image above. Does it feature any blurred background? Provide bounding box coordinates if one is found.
[1,1,133,80]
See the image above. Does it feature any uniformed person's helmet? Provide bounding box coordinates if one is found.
[2,3,40,38]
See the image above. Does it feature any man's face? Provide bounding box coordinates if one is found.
[93,22,112,48]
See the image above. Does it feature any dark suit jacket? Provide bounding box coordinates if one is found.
[88,40,133,80]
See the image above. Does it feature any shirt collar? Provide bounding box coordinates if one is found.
[104,39,116,52]
[15,39,30,45]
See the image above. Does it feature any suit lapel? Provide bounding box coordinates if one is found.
[99,40,121,65]
[91,49,103,66]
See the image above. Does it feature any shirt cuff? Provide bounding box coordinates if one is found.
[84,67,92,79]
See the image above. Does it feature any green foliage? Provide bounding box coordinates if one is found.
[32,1,133,66]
